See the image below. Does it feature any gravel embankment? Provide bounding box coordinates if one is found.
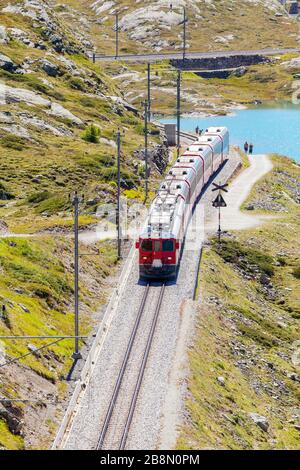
[62,150,241,450]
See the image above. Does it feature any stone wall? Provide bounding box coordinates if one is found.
[170,54,269,71]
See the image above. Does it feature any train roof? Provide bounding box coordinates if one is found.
[205,126,228,136]
[139,126,229,240]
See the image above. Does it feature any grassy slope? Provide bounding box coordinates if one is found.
[96,52,300,116]
[0,0,299,449]
[0,2,162,448]
[66,1,300,115]
[178,155,300,449]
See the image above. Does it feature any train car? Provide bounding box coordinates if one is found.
[136,127,229,280]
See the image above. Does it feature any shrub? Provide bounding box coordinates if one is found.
[1,135,27,151]
[0,181,14,200]
[214,239,275,277]
[69,77,86,91]
[82,124,101,144]
[292,266,300,279]
[80,97,96,108]
[238,323,277,348]
[135,123,145,135]
[35,195,67,215]
[27,191,52,204]
[100,167,138,189]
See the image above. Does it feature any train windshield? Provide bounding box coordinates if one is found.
[141,239,153,251]
[162,240,174,252]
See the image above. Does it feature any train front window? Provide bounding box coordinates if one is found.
[162,240,174,252]
[154,240,161,252]
[141,239,152,251]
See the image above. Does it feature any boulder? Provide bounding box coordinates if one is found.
[0,53,16,73]
[217,376,225,386]
[0,403,23,435]
[109,96,139,115]
[0,25,8,44]
[40,59,60,77]
[0,220,8,234]
[249,412,269,432]
[27,343,41,357]
[234,66,247,78]
[19,304,30,313]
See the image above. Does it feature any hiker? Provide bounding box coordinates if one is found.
[244,141,249,153]
[249,143,254,155]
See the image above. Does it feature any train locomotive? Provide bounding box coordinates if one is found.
[136,127,229,280]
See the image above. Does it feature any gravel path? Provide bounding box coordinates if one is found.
[60,149,242,450]
[205,154,273,233]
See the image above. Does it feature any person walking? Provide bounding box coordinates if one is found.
[249,143,254,155]
[195,126,199,135]
[244,141,249,153]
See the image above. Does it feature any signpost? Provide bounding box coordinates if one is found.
[212,182,228,244]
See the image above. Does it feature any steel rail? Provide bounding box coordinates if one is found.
[96,283,150,450]
[119,283,165,450]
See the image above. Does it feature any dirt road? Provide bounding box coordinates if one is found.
[205,154,273,233]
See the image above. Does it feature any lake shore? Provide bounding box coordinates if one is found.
[159,105,300,163]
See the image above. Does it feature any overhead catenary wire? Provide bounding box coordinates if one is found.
[0,337,68,370]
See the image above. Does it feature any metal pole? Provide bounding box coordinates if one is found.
[144,100,149,200]
[177,69,181,158]
[218,197,221,245]
[147,63,151,121]
[72,192,81,360]
[92,52,96,64]
[115,12,119,59]
[183,7,186,60]
[116,130,121,259]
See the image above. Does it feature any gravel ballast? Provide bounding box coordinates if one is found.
[61,150,241,450]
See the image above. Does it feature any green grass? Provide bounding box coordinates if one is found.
[0,420,24,450]
[0,181,14,200]
[179,154,300,450]
[0,134,28,151]
[82,124,101,143]
[213,238,275,277]
[292,266,300,279]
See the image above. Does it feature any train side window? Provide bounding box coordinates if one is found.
[141,239,152,251]
[162,240,174,252]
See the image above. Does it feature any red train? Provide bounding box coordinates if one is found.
[136,127,229,280]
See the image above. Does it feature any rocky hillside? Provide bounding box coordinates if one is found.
[0,0,299,451]
[87,0,299,54]
[0,0,168,450]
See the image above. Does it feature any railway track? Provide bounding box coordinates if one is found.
[96,283,166,450]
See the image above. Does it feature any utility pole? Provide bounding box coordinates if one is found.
[115,12,119,59]
[147,63,151,121]
[183,6,187,60]
[170,3,187,61]
[176,69,181,158]
[71,192,84,360]
[144,100,149,200]
[116,129,122,259]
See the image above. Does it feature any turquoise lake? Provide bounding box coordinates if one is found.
[160,106,300,163]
